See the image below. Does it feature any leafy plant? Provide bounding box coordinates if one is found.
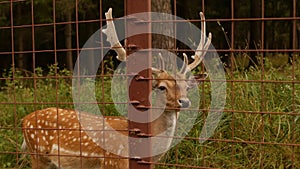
[0,61,300,168]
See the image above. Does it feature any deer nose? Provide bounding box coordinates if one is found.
[178,98,191,108]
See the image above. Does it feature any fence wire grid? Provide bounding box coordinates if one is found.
[0,0,300,169]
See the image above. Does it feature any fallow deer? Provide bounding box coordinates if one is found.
[21,8,212,169]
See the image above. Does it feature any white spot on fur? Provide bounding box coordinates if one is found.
[30,134,35,139]
[50,136,54,140]
[52,144,80,155]
[40,146,45,151]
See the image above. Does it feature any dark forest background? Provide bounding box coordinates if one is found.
[0,0,299,76]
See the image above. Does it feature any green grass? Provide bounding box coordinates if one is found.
[0,59,299,168]
[157,58,300,168]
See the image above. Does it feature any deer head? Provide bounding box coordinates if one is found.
[102,8,212,111]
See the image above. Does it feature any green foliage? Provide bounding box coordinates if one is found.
[157,62,300,168]
[1,61,300,168]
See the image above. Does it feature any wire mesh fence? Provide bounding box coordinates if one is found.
[0,0,299,168]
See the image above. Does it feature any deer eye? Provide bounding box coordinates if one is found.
[158,86,167,91]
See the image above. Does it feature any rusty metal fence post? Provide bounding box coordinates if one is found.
[126,0,153,169]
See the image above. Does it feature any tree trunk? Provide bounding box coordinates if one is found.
[16,31,25,69]
[16,4,27,70]
[65,6,73,71]
[249,0,262,66]
[151,0,175,70]
[290,0,297,63]
[151,0,173,49]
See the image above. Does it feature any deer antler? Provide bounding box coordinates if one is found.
[179,53,188,74]
[102,8,127,61]
[182,12,212,73]
[103,8,211,73]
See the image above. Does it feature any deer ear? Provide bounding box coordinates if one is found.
[187,73,208,89]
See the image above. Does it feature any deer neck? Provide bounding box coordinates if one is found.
[151,110,178,137]
[150,110,178,161]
